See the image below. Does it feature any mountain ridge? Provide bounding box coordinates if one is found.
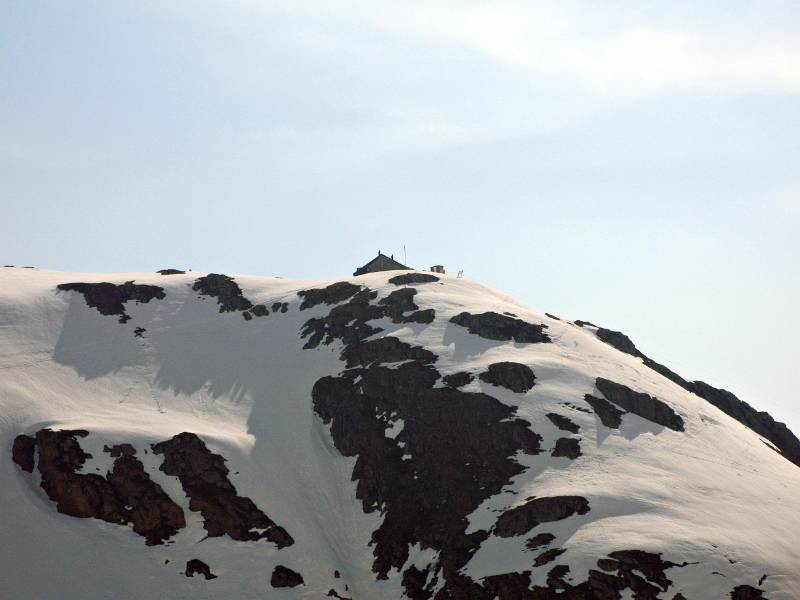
[0,267,797,599]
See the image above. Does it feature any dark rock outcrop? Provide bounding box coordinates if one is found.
[103,443,136,457]
[298,282,361,310]
[450,311,551,343]
[151,432,293,547]
[525,532,556,550]
[379,288,435,324]
[57,281,165,324]
[689,380,800,467]
[479,362,536,393]
[271,565,304,588]
[251,304,269,317]
[479,550,688,599]
[584,394,625,429]
[12,434,36,472]
[494,496,590,538]
[533,547,566,567]
[191,274,253,312]
[551,438,581,459]
[595,378,685,432]
[389,273,440,286]
[443,371,474,388]
[546,413,580,433]
[590,324,800,467]
[185,559,217,580]
[300,285,434,352]
[730,584,766,599]
[31,429,184,545]
[402,565,432,600]
[341,336,437,369]
[308,292,543,597]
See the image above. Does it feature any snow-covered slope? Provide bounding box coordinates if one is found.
[1,267,797,600]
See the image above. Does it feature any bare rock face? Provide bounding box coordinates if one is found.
[478,549,689,599]
[595,378,685,432]
[298,281,361,310]
[551,437,581,459]
[379,288,435,324]
[479,362,536,393]
[494,496,590,538]
[305,284,543,597]
[271,565,304,588]
[388,273,440,286]
[525,532,556,550]
[191,274,253,312]
[31,429,185,545]
[12,434,36,472]
[185,559,217,580]
[151,432,293,547]
[730,584,766,599]
[442,371,474,388]
[546,413,580,433]
[450,311,551,343]
[56,281,165,324]
[584,394,625,429]
[590,323,800,468]
[300,285,435,351]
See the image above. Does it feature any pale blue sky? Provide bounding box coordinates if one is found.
[1,1,798,431]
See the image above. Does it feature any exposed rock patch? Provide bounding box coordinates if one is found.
[341,336,437,369]
[251,304,269,317]
[479,362,536,393]
[300,285,434,352]
[389,273,440,286]
[151,432,293,547]
[450,311,551,343]
[525,532,556,550]
[31,429,185,545]
[479,549,688,598]
[12,434,36,472]
[730,584,766,599]
[103,443,136,457]
[191,274,253,312]
[494,496,590,538]
[596,378,685,432]
[590,324,800,467]
[379,288,435,324]
[298,281,361,310]
[534,547,566,567]
[57,281,165,324]
[185,559,217,580]
[546,413,580,433]
[271,565,304,588]
[584,394,625,429]
[443,371,474,388]
[551,438,581,459]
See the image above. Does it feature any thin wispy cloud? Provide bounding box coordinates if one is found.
[143,1,800,172]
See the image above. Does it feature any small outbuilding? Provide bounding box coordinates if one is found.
[354,252,411,276]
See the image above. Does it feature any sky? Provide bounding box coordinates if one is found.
[1,1,799,432]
